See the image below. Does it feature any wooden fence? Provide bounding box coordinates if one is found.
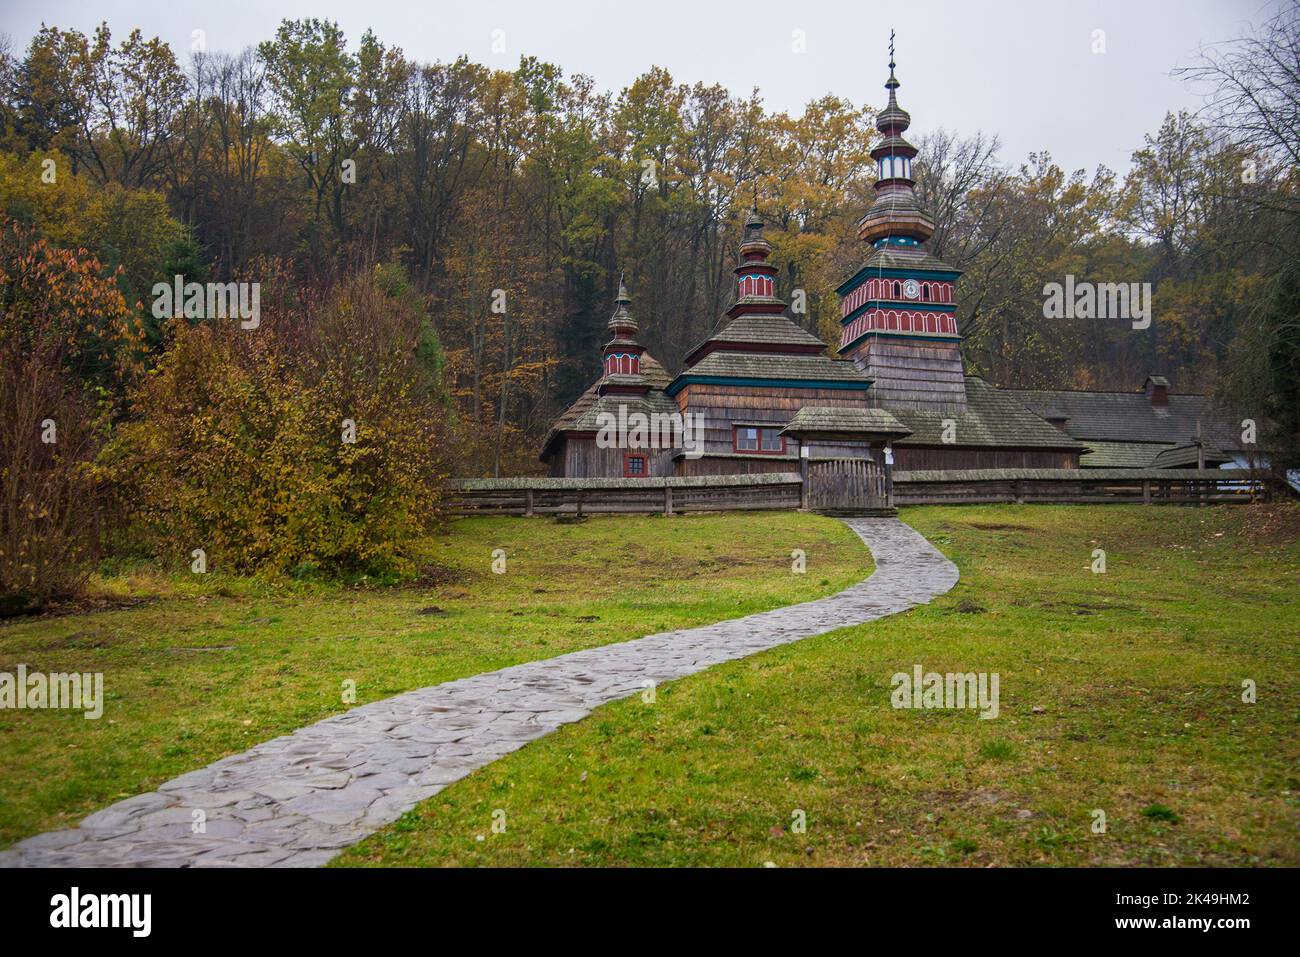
[444,473,803,516]
[892,468,1274,506]
[445,468,1282,516]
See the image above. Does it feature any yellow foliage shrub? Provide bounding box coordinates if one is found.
[105,269,448,579]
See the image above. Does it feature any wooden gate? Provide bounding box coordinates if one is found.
[805,458,892,512]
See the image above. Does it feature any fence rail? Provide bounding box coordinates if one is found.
[444,473,803,516]
[892,468,1274,506]
[444,468,1282,515]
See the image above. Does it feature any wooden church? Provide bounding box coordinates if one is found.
[541,49,1246,479]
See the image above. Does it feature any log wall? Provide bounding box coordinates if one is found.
[556,437,676,478]
[675,383,870,458]
[891,445,1079,471]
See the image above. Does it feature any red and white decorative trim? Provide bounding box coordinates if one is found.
[840,278,953,316]
[738,274,775,299]
[603,352,641,376]
[839,308,958,345]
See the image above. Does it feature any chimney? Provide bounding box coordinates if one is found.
[1144,374,1169,409]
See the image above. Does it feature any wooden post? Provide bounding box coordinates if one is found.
[800,456,810,511]
[1142,480,1151,505]
[884,460,894,509]
[525,489,534,517]
[664,484,673,516]
[575,489,584,518]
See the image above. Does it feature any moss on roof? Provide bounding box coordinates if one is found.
[1079,440,1171,468]
[682,311,827,364]
[890,377,1084,449]
[1005,388,1244,450]
[675,351,871,385]
[782,406,912,436]
[843,244,959,281]
[1149,444,1232,468]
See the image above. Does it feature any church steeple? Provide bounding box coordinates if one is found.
[834,33,968,412]
[857,33,935,246]
[727,206,785,318]
[608,275,637,338]
[599,275,650,395]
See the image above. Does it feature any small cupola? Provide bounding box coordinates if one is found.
[599,276,649,394]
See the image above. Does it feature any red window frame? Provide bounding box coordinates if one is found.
[733,426,785,455]
[623,453,648,477]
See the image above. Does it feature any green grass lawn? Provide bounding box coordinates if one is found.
[0,512,867,849]
[336,504,1300,868]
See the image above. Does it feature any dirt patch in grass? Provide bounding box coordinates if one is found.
[0,595,156,624]
[1235,502,1300,546]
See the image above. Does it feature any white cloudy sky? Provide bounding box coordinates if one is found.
[0,0,1285,175]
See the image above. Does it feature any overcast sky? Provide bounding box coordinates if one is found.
[0,0,1284,175]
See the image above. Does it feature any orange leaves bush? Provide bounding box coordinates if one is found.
[0,219,140,612]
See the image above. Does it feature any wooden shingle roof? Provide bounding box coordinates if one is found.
[682,311,828,366]
[700,313,826,349]
[1078,440,1173,468]
[891,377,1084,449]
[782,406,912,437]
[1005,388,1244,450]
[540,353,675,459]
[670,351,872,391]
[1149,443,1232,468]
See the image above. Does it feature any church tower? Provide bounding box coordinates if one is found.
[836,39,968,412]
[597,277,650,398]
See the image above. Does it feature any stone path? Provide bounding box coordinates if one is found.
[1,518,957,868]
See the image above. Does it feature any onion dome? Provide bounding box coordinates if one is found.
[875,55,911,135]
[599,275,649,395]
[727,207,785,317]
[857,42,935,244]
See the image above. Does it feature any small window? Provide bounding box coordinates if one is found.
[623,454,647,477]
[734,426,784,454]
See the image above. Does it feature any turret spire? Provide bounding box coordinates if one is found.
[728,205,784,317]
[856,35,932,245]
[599,275,647,393]
[834,33,966,412]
